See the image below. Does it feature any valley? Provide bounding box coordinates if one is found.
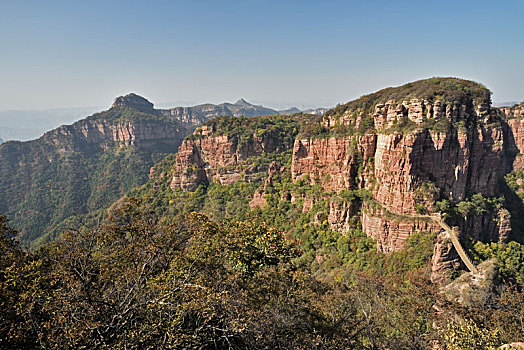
[2,78,524,348]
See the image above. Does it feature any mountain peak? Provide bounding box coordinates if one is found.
[234,98,252,106]
[112,93,155,112]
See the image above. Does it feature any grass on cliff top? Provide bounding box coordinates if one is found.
[189,113,310,147]
[298,78,491,138]
[325,77,491,119]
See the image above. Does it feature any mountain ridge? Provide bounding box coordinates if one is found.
[0,99,193,246]
[0,95,327,142]
[0,92,328,246]
[3,77,524,257]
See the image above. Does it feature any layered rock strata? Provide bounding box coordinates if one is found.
[43,119,185,150]
[170,126,276,191]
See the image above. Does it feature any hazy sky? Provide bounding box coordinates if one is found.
[1,0,523,110]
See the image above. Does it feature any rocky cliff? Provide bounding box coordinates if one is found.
[44,118,186,149]
[169,115,303,191]
[169,132,266,191]
[166,78,524,278]
[292,78,519,253]
[359,126,510,251]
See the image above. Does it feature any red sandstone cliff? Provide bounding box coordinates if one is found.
[361,127,507,251]
[168,131,261,191]
[169,118,295,191]
[36,93,191,152]
[168,79,524,268]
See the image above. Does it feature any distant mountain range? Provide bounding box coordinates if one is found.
[493,101,523,107]
[157,98,327,125]
[0,99,327,142]
[279,106,328,115]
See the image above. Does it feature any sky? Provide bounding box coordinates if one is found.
[1,0,523,110]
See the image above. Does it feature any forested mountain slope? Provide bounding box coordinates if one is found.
[0,93,327,247]
[0,94,193,246]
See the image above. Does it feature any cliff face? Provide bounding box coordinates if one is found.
[169,116,301,191]
[168,79,524,264]
[287,78,524,255]
[291,137,359,192]
[289,104,511,251]
[291,135,377,192]
[505,118,524,169]
[0,95,193,246]
[170,130,271,191]
[359,126,508,251]
[44,118,186,150]
[370,127,505,206]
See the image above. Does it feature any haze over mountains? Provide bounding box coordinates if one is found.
[0,107,101,142]
[0,92,515,145]
[0,98,327,142]
[0,92,327,247]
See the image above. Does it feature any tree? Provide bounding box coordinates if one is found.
[0,215,47,348]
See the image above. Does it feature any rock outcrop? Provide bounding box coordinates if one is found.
[249,161,281,209]
[291,136,360,192]
[505,118,524,169]
[441,259,499,308]
[290,115,511,251]
[170,129,271,191]
[370,99,488,130]
[360,126,509,250]
[289,79,524,253]
[43,119,186,150]
[112,93,155,113]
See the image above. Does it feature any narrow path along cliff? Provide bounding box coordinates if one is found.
[406,213,479,275]
[431,215,478,275]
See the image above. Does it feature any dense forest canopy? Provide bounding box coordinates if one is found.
[1,204,523,349]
